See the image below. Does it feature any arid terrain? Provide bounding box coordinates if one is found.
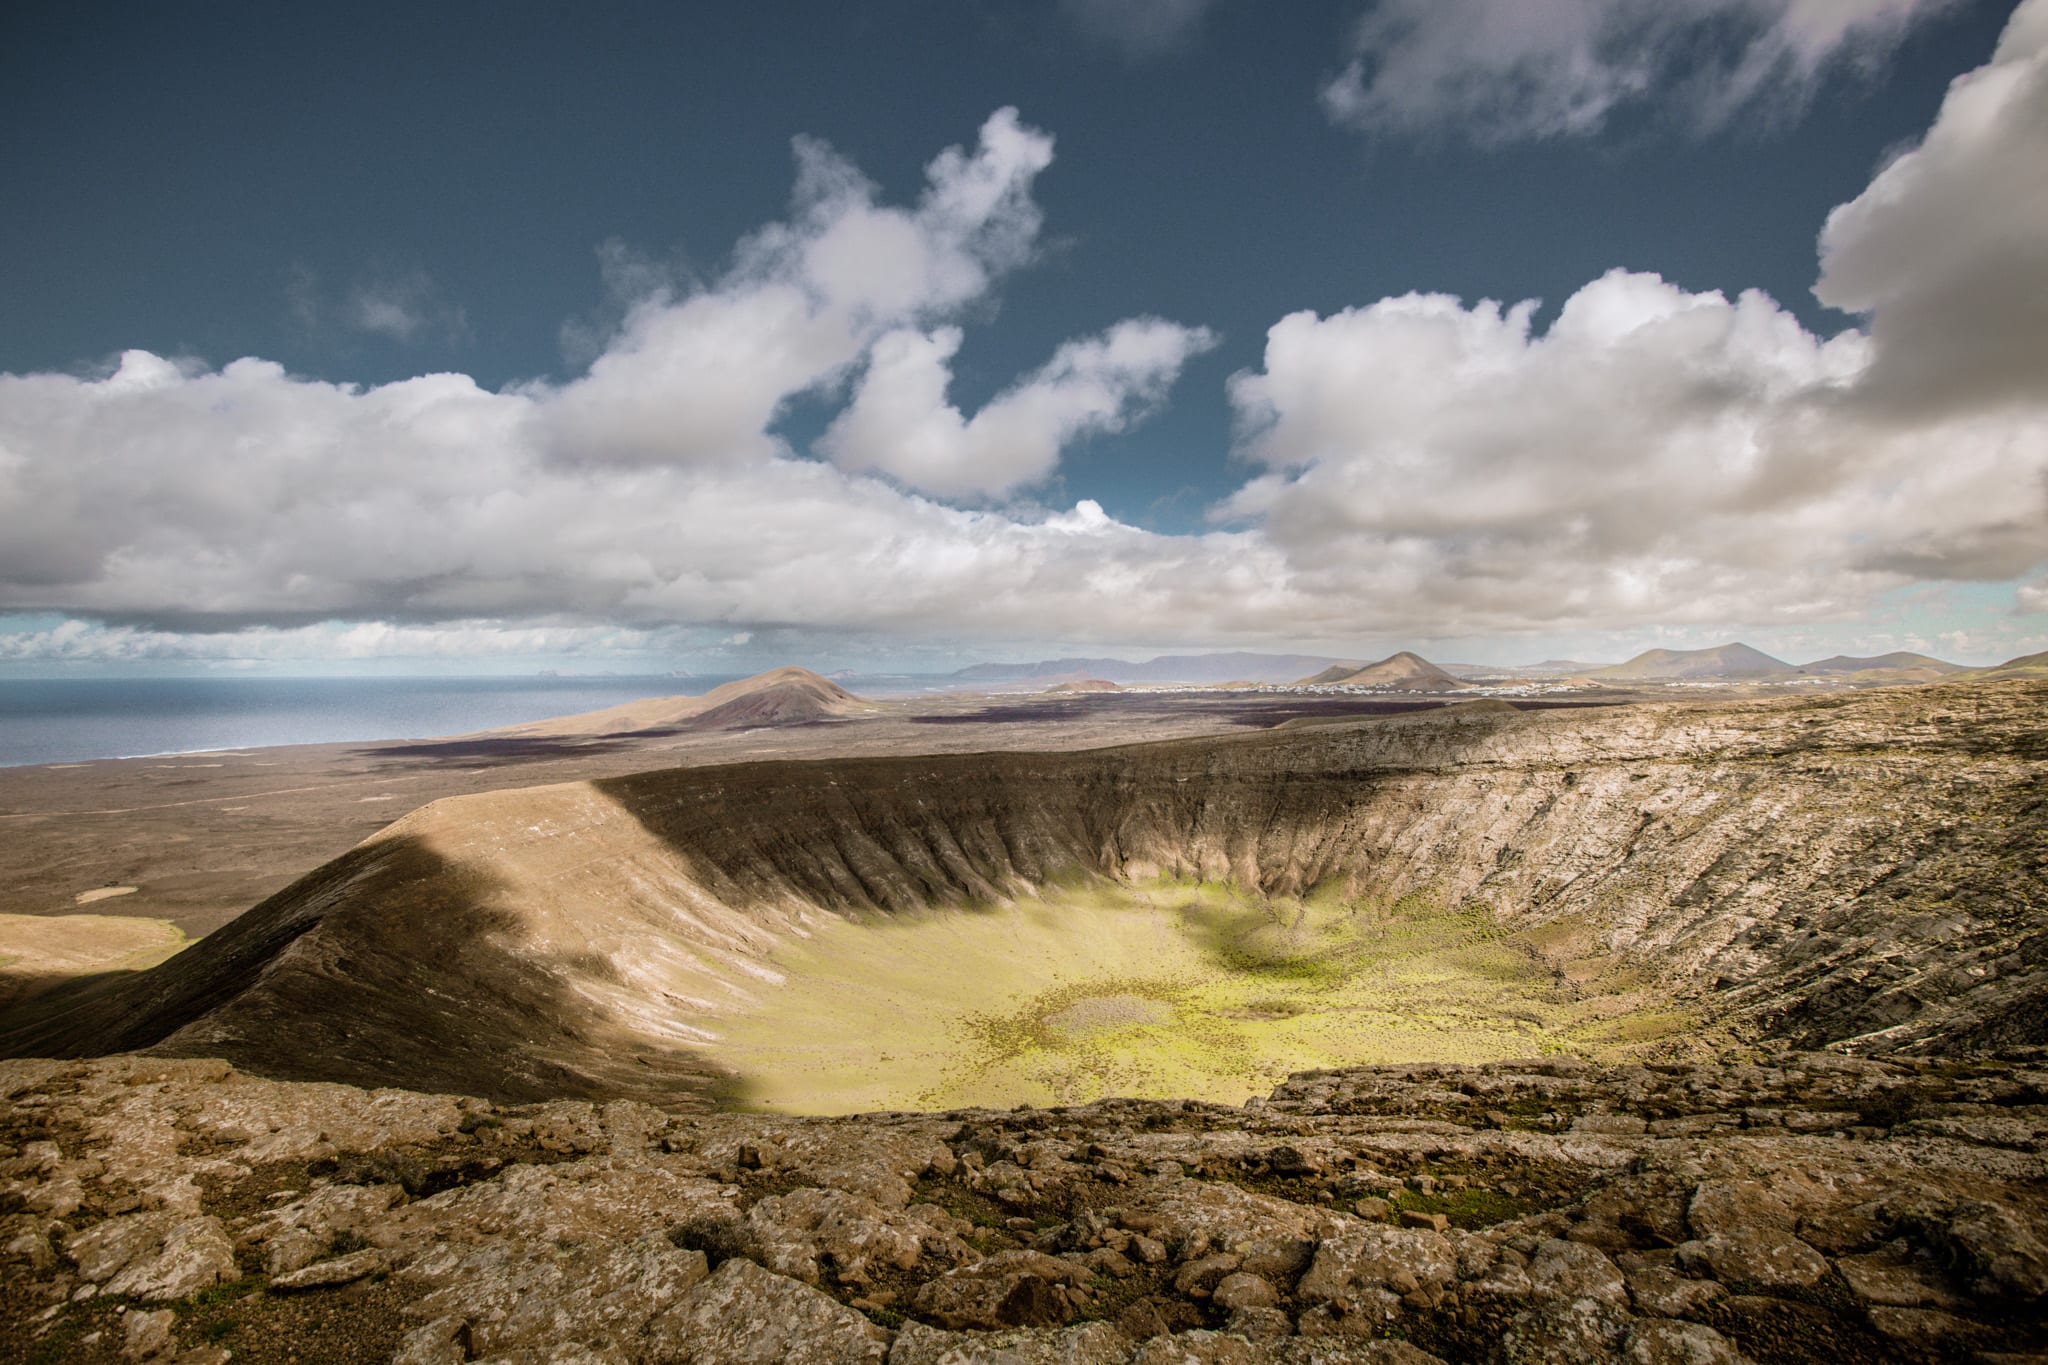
[1,671,2044,1363]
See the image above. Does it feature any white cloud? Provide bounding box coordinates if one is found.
[819,319,1216,498]
[541,109,1055,468]
[1323,0,1957,143]
[1222,259,2048,631]
[1815,2,2048,417]
[1061,0,1223,57]
[0,342,1304,646]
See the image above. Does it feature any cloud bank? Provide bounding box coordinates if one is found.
[2,3,2045,662]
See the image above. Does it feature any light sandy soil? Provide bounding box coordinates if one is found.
[0,911,186,1012]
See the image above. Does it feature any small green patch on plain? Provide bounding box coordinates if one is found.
[711,878,1690,1114]
[1392,1185,1533,1229]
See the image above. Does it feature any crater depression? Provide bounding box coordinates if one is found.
[7,679,2040,1113]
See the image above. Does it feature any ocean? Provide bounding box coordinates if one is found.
[0,675,747,768]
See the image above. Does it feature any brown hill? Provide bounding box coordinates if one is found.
[1045,679,1121,694]
[1799,651,1961,675]
[1297,651,1465,692]
[1958,649,2048,681]
[1589,643,1796,681]
[1796,651,1964,685]
[499,666,862,738]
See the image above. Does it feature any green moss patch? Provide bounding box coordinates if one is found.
[711,878,1689,1114]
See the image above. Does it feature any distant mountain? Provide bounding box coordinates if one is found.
[1589,643,1797,681]
[1044,679,1121,694]
[498,667,862,737]
[1797,652,1964,683]
[950,652,1359,685]
[1297,651,1467,692]
[1956,650,2048,681]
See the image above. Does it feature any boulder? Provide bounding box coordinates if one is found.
[1675,1230,1828,1290]
[642,1257,889,1363]
[1527,1238,1628,1307]
[102,1216,237,1300]
[1622,1319,1748,1365]
[1295,1224,1459,1323]
[889,1320,1132,1363]
[912,1250,1087,1330]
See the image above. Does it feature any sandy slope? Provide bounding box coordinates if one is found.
[494,666,865,737]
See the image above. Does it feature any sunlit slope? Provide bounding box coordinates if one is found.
[493,665,865,737]
[4,679,2042,1108]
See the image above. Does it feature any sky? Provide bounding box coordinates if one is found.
[1,0,2043,675]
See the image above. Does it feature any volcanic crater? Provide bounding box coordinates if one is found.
[9,679,2040,1110]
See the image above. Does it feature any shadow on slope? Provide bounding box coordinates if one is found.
[0,829,728,1104]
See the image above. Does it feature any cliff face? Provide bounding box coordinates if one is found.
[5,680,2044,1104]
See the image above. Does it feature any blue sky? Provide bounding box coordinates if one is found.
[2,0,2043,674]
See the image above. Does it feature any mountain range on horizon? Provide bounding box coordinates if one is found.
[948,652,1359,685]
[950,643,1974,686]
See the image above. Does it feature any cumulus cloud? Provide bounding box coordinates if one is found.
[1323,0,1958,143]
[0,343,1301,645]
[1222,258,2048,630]
[1061,0,1223,57]
[1815,3,2048,417]
[819,319,1217,498]
[542,109,1056,467]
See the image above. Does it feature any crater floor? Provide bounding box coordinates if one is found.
[716,881,1686,1114]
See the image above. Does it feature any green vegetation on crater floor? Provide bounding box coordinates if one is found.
[711,878,1691,1114]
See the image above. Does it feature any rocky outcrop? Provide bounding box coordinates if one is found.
[4,1050,2045,1362]
[5,680,2045,1105]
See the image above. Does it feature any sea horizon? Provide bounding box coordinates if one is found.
[0,674,750,768]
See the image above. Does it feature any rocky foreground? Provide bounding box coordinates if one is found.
[4,1050,2045,1364]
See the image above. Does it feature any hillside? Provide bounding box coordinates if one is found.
[1296,651,1466,692]
[1959,649,2048,681]
[1588,642,1796,681]
[9,678,2042,1111]
[1799,651,1960,674]
[496,666,862,737]
[1798,651,1965,684]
